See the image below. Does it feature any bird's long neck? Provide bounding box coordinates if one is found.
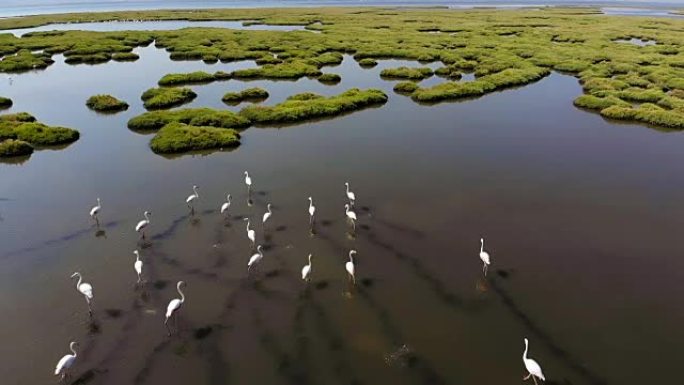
[70,343,77,357]
[75,274,82,288]
[480,240,484,254]
[346,184,350,194]
[308,254,312,265]
[144,212,150,221]
[349,254,354,263]
[246,220,251,231]
[523,341,528,360]
[135,253,140,262]
[177,284,185,303]
[227,195,231,204]
[193,187,198,197]
[268,205,272,214]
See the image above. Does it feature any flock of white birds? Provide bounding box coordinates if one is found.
[54,171,546,385]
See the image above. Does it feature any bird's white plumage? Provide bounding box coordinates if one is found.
[133,250,143,280]
[308,197,315,217]
[186,185,199,204]
[345,204,357,221]
[89,198,101,218]
[523,338,546,382]
[55,342,77,376]
[263,204,272,224]
[220,194,231,214]
[301,254,312,281]
[345,182,356,202]
[135,211,151,233]
[244,171,252,187]
[346,250,356,282]
[245,218,255,244]
[79,283,93,299]
[165,281,185,322]
[479,238,491,265]
[248,245,264,270]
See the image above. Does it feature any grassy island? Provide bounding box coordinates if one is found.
[393,81,419,94]
[158,71,216,86]
[128,108,251,132]
[141,87,197,109]
[0,112,79,157]
[232,62,321,80]
[0,97,12,109]
[240,88,388,125]
[380,67,434,80]
[86,94,128,112]
[318,73,342,84]
[150,122,240,154]
[112,52,139,61]
[222,87,270,104]
[358,58,378,68]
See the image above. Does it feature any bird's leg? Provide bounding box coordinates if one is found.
[165,320,171,336]
[523,373,531,380]
[532,376,538,385]
[174,312,179,334]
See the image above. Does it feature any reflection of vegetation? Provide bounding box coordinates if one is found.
[380,66,433,80]
[1,7,684,130]
[222,87,269,104]
[158,71,215,86]
[0,112,79,157]
[128,108,251,131]
[86,94,128,112]
[240,88,387,124]
[0,97,11,109]
[150,122,240,153]
[141,87,196,109]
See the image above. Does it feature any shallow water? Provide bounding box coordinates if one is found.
[613,38,657,46]
[1,40,684,385]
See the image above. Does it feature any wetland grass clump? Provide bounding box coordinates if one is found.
[111,52,139,61]
[141,87,197,110]
[158,71,216,86]
[239,88,388,124]
[358,58,378,68]
[149,122,240,154]
[222,87,269,104]
[0,139,33,157]
[231,62,321,80]
[128,108,251,131]
[318,73,341,84]
[0,97,12,109]
[380,66,434,80]
[0,50,53,72]
[573,95,630,110]
[600,104,684,129]
[393,81,419,94]
[0,113,79,147]
[86,94,128,112]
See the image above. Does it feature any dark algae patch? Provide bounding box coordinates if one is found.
[86,94,128,112]
[222,87,269,104]
[0,112,79,158]
[150,122,240,154]
[240,88,388,125]
[141,87,197,110]
[0,96,12,109]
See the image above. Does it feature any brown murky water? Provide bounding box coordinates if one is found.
[1,29,684,385]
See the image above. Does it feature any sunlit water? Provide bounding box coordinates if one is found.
[1,37,684,385]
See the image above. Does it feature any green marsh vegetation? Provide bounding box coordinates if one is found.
[393,81,419,94]
[380,66,434,80]
[0,96,12,109]
[141,87,197,109]
[318,73,341,84]
[128,108,251,132]
[149,122,240,154]
[86,94,128,112]
[158,71,217,86]
[222,87,269,104]
[1,7,684,130]
[0,112,79,156]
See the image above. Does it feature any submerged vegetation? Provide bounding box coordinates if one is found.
[0,112,79,157]
[222,87,269,104]
[141,87,196,109]
[86,94,128,112]
[240,88,388,124]
[150,122,240,154]
[0,6,684,152]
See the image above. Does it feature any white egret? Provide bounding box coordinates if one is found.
[186,185,199,212]
[70,272,93,314]
[308,197,316,225]
[523,338,546,385]
[244,218,256,246]
[220,194,232,216]
[89,198,101,224]
[165,281,186,335]
[54,341,78,380]
[301,254,313,281]
[346,250,357,284]
[248,245,264,271]
[262,203,272,224]
[345,204,357,230]
[133,250,143,283]
[345,182,356,204]
[135,211,151,239]
[479,238,491,276]
[244,171,252,193]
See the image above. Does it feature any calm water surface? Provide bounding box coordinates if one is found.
[1,38,683,385]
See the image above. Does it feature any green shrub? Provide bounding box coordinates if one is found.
[13,122,79,145]
[617,87,665,103]
[0,97,11,109]
[380,66,433,80]
[150,122,241,154]
[128,108,251,131]
[222,87,269,104]
[318,73,341,83]
[393,81,419,94]
[0,139,33,157]
[86,94,128,112]
[141,87,197,109]
[573,95,630,110]
[158,71,216,86]
[240,88,388,124]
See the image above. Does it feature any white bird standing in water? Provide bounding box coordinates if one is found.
[71,272,93,314]
[89,198,101,224]
[345,182,356,205]
[244,218,256,246]
[135,211,151,239]
[522,338,546,385]
[301,254,313,281]
[262,203,272,224]
[186,185,199,212]
[54,341,78,380]
[220,194,232,216]
[165,281,186,335]
[248,245,264,271]
[308,197,316,225]
[133,250,143,283]
[479,238,491,276]
[345,204,357,230]
[244,171,252,193]
[346,250,357,284]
